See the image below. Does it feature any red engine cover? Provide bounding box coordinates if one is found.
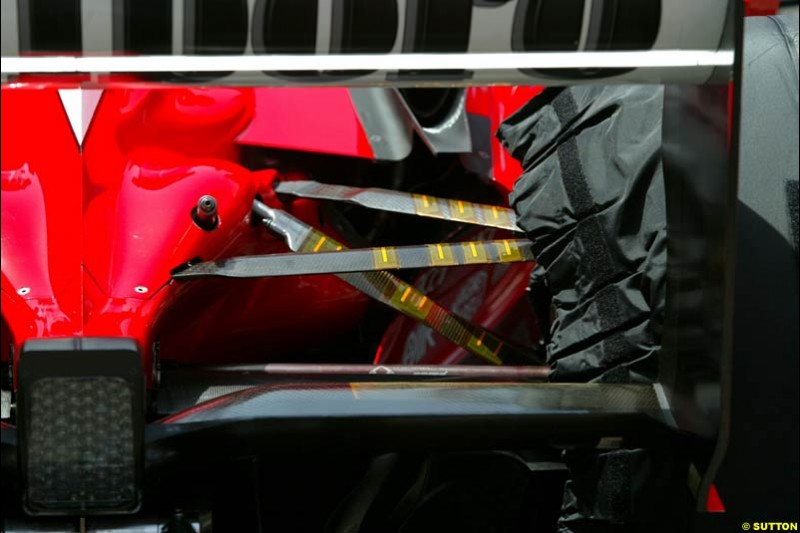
[1,87,369,383]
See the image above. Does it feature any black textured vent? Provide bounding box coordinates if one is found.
[18,338,144,515]
[27,377,136,511]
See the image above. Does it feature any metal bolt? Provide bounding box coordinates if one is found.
[194,195,219,231]
[17,287,30,296]
[134,286,149,294]
[198,195,217,216]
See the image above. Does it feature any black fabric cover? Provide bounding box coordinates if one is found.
[558,447,693,532]
[497,86,677,531]
[497,86,666,384]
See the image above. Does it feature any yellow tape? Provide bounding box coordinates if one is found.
[391,282,433,320]
[482,205,511,227]
[312,235,327,252]
[496,239,523,262]
[448,199,478,224]
[427,243,458,266]
[467,333,503,365]
[302,231,343,253]
[461,241,489,264]
[413,194,442,216]
[373,246,400,269]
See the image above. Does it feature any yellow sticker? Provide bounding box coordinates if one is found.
[427,243,458,266]
[482,205,512,227]
[312,236,327,252]
[392,283,432,320]
[461,241,489,264]
[467,333,503,365]
[496,240,523,262]
[400,286,412,303]
[301,231,342,253]
[448,199,478,224]
[413,194,442,216]
[373,246,400,269]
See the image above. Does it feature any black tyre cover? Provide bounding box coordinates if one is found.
[498,85,666,384]
[497,86,678,532]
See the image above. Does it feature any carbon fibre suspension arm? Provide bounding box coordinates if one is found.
[251,200,536,365]
[274,180,523,232]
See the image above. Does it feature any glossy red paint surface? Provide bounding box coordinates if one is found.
[466,86,544,192]
[1,90,84,348]
[1,87,369,384]
[83,88,254,189]
[237,88,375,159]
[83,149,256,299]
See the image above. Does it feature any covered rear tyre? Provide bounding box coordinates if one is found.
[497,86,686,532]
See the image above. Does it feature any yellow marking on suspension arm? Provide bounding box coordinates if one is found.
[466,331,502,365]
[476,331,486,347]
[448,199,477,224]
[428,243,457,266]
[414,194,441,216]
[392,285,431,320]
[461,241,489,264]
[496,239,523,261]
[478,205,511,227]
[400,287,412,302]
[313,236,327,252]
[373,246,400,269]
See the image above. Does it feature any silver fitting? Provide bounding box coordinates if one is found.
[193,195,219,231]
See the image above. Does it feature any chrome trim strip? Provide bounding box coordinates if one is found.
[1,50,735,74]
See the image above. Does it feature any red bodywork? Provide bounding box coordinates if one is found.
[1,86,537,385]
[238,88,375,159]
[465,86,544,191]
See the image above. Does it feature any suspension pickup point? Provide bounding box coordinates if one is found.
[192,195,219,231]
